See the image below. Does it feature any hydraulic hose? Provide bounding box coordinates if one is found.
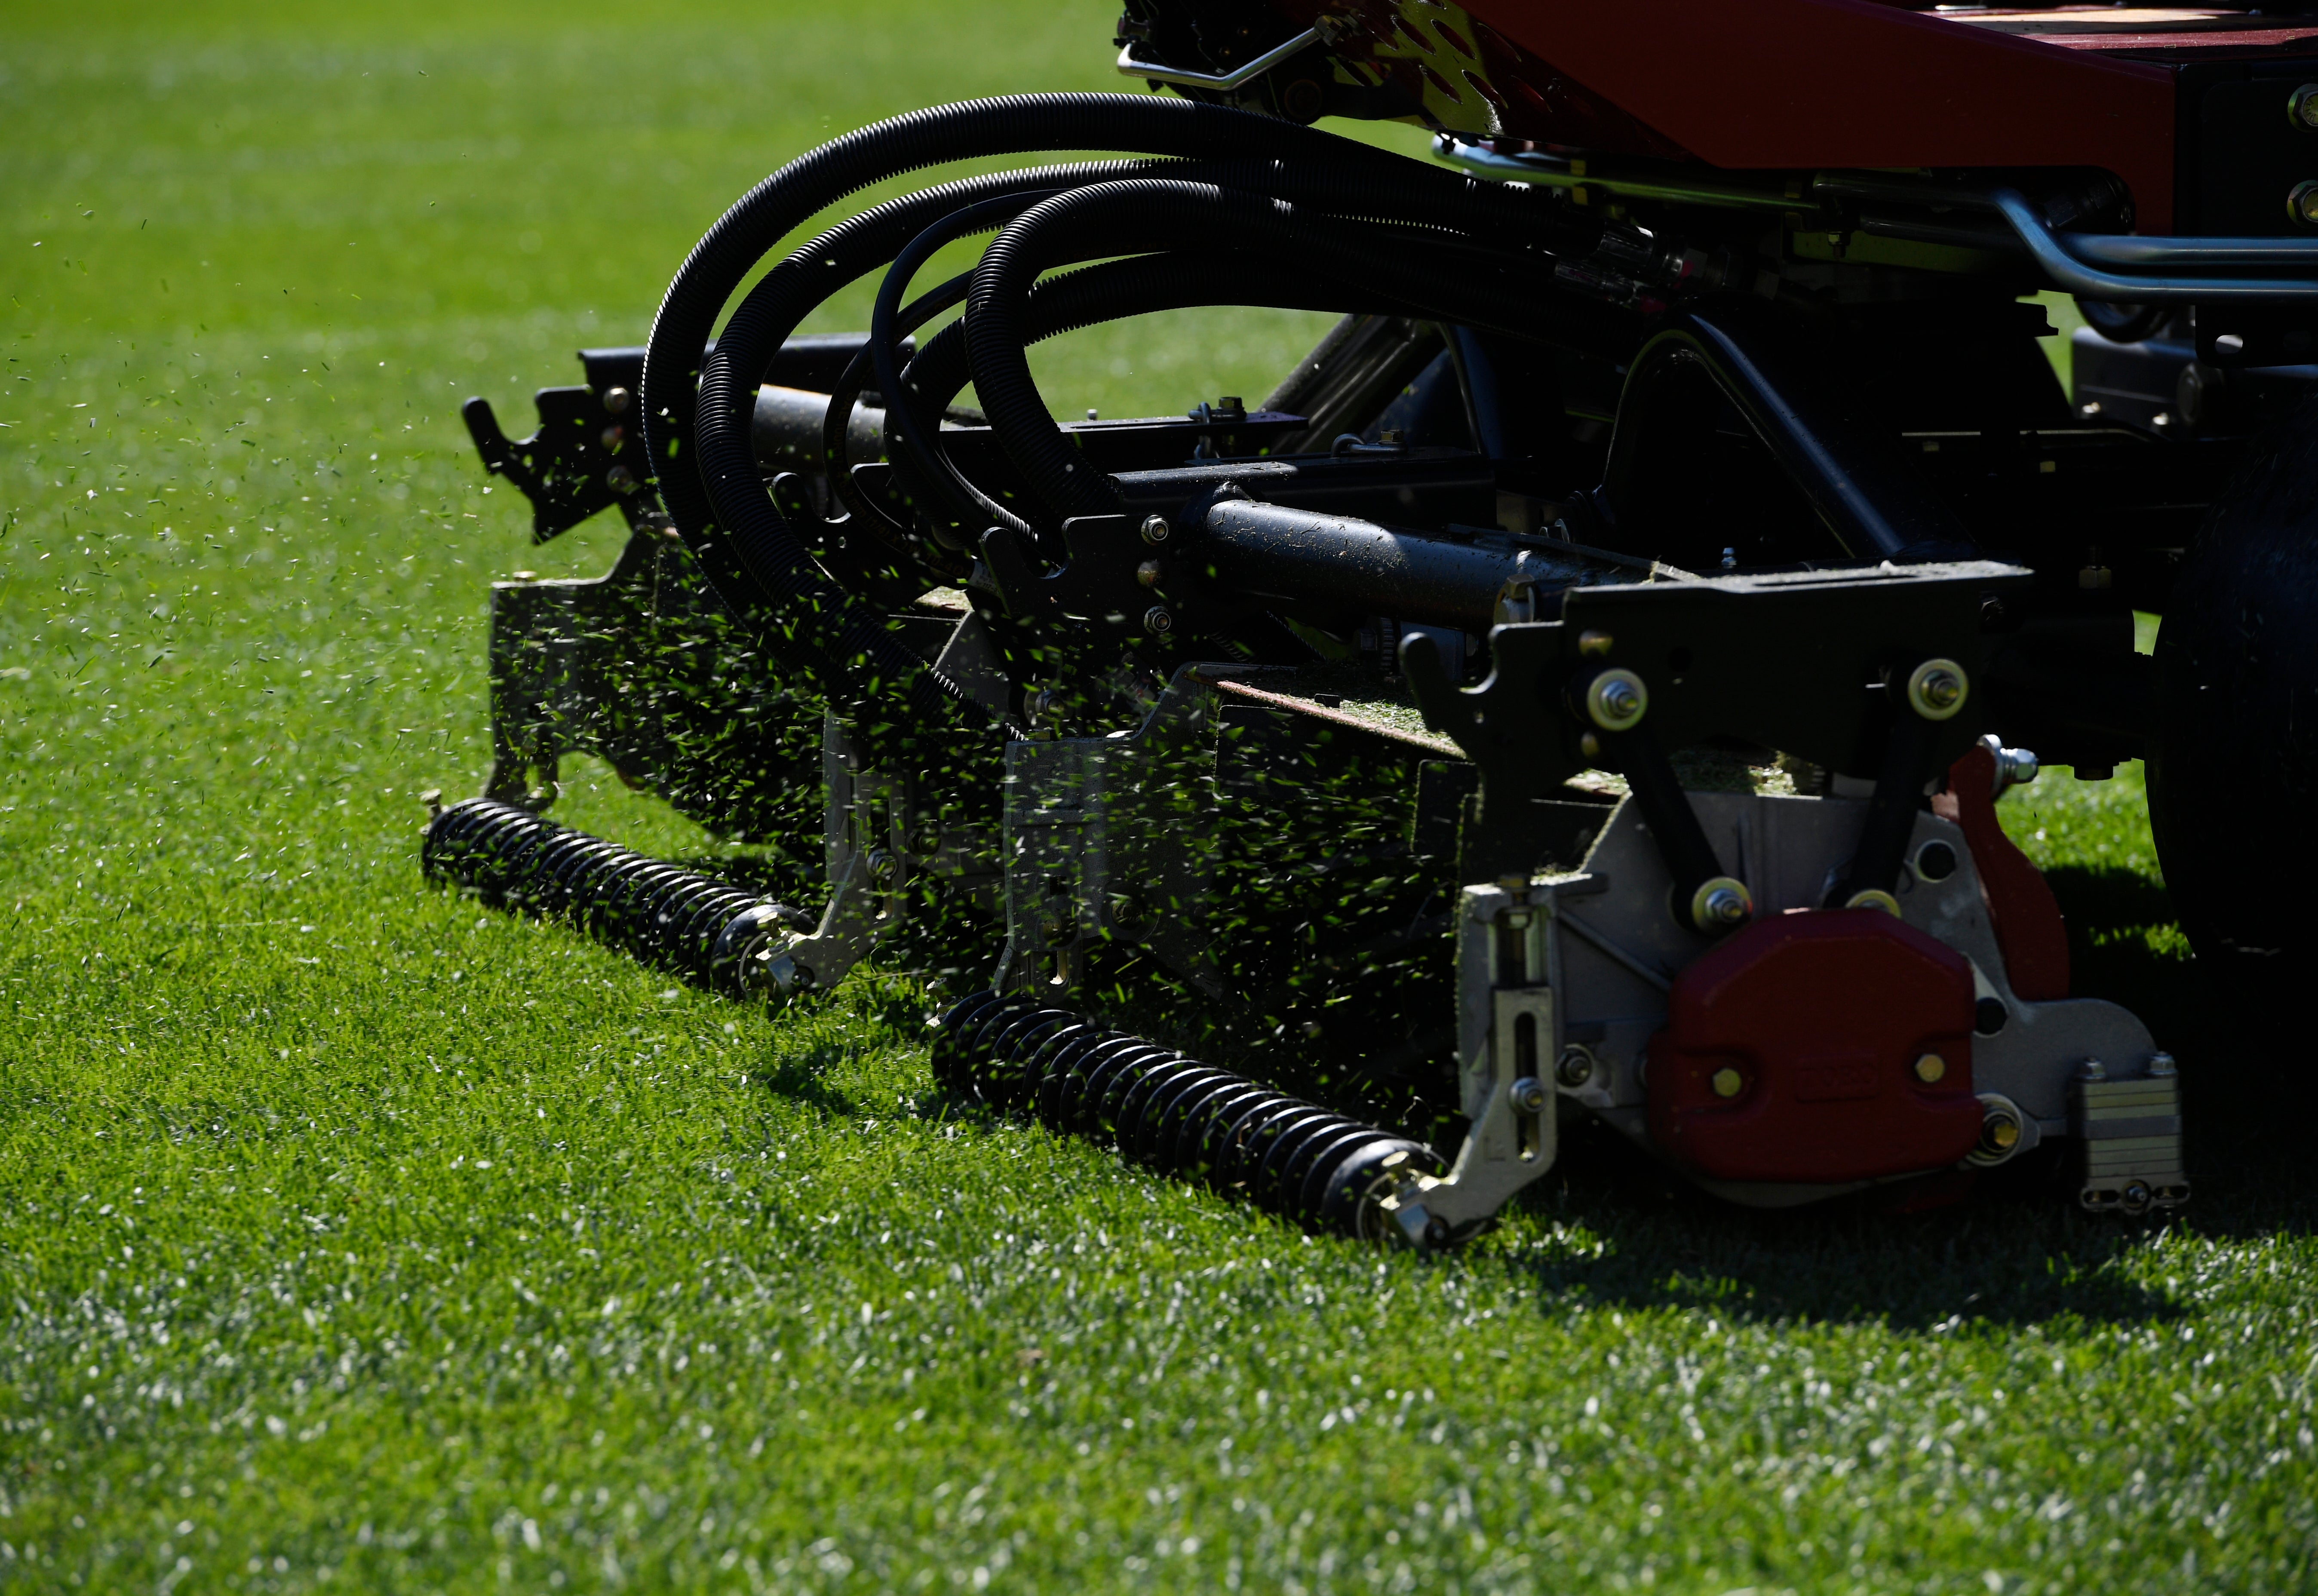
[688,161,1185,726]
[961,178,1627,526]
[646,94,1581,716]
[872,196,1059,543]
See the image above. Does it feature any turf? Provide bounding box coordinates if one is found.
[3,3,2315,1592]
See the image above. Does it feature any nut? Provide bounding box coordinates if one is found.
[1143,605,1174,635]
[2293,179,2318,228]
[2294,84,2318,129]
[1509,1076,1549,1114]
[605,464,638,494]
[1136,558,1164,588]
[1139,515,1172,546]
[1904,658,1968,721]
[1578,629,1615,657]
[1968,1094,2028,1166]
[1555,1046,1595,1089]
[602,385,631,415]
[1689,876,1753,933]
[1584,668,1648,732]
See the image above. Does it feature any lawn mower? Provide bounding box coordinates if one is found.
[424,0,2318,1245]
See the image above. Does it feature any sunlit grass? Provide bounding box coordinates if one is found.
[1,3,2313,1592]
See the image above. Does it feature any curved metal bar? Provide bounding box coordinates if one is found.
[1116,27,1320,91]
[1433,134,1799,214]
[1991,189,2318,301]
[2062,232,2318,268]
[1600,303,1971,563]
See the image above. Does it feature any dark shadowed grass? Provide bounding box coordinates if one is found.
[2,4,2315,1592]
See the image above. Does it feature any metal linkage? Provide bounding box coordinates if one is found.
[932,992,1442,1240]
[420,797,804,994]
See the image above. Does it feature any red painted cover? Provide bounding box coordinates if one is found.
[1457,0,2180,230]
[1933,743,2071,1003]
[1646,909,1983,1185]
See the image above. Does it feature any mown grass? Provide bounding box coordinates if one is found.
[3,3,2314,1591]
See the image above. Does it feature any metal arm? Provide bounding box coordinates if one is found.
[1115,27,1319,91]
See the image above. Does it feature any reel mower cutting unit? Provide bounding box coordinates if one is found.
[424,0,2318,1244]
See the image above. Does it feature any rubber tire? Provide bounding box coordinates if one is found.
[2148,393,2318,1004]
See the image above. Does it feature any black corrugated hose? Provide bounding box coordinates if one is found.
[642,93,1601,722]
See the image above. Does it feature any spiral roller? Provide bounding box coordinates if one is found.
[932,991,1443,1241]
[420,797,804,994]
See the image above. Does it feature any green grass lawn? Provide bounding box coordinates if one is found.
[3,3,2315,1591]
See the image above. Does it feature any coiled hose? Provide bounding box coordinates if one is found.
[933,990,1442,1239]
[421,798,801,996]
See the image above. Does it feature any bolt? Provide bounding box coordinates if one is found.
[1143,606,1174,635]
[2293,179,2318,228]
[1845,889,1901,917]
[1555,1046,1594,1089]
[605,464,637,495]
[1376,427,1407,446]
[1972,1098,2024,1164]
[2122,1179,2154,1214]
[1578,629,1614,658]
[2293,84,2318,129]
[1139,514,1172,546]
[2077,1056,2108,1082]
[1907,659,1967,719]
[1984,735,2039,795]
[2146,1052,2178,1078]
[1720,546,1737,570]
[1136,558,1163,588]
[600,424,625,452]
[1710,1066,1744,1099]
[602,385,631,415]
[1690,876,1753,933]
[1585,668,1647,732]
[866,850,900,887]
[1510,1076,1549,1114]
[1913,1052,1947,1084]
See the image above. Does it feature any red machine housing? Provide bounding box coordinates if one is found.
[1290,0,2318,233]
[1646,908,1984,1185]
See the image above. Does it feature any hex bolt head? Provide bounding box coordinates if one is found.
[1913,1052,1947,1084]
[602,385,632,415]
[2293,84,2318,129]
[605,464,638,495]
[1710,1066,1745,1099]
[2293,179,2318,228]
[1143,606,1174,635]
[1689,876,1754,933]
[1971,1096,2026,1165]
[1585,668,1648,731]
[1555,1046,1595,1089]
[2147,1051,2179,1078]
[1510,1076,1549,1114]
[1139,514,1173,546]
[1136,559,1164,588]
[1905,657,1968,720]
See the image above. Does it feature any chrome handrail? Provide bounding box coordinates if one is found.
[1989,188,2318,302]
[1434,133,2318,301]
[1116,27,1319,91]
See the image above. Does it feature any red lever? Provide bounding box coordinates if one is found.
[1932,743,2069,1003]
